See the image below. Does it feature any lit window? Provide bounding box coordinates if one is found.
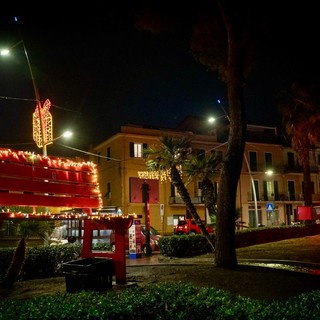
[134,143,142,158]
[130,142,147,158]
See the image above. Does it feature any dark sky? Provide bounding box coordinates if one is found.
[0,3,319,157]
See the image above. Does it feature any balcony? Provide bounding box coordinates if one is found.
[247,192,304,202]
[169,196,204,205]
[282,165,319,174]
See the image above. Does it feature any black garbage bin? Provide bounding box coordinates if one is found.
[63,257,113,293]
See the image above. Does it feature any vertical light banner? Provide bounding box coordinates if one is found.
[33,98,53,149]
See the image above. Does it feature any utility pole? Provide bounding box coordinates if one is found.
[142,181,152,256]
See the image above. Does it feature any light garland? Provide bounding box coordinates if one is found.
[0,147,104,216]
[137,169,171,182]
[1,212,137,221]
[0,148,97,170]
[137,166,183,182]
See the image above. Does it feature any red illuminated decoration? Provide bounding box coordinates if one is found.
[0,148,102,211]
[33,99,53,148]
[0,147,134,284]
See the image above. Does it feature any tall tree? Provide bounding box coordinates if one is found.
[191,1,255,268]
[279,81,320,206]
[133,1,257,267]
[144,136,215,251]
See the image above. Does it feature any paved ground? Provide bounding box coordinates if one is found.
[2,235,320,301]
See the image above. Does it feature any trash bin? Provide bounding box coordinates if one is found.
[63,257,113,293]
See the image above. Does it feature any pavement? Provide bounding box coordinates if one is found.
[125,252,320,274]
[126,252,202,267]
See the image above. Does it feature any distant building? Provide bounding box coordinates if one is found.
[90,117,320,235]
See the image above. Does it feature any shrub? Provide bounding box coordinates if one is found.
[159,234,211,257]
[1,283,320,319]
[0,243,82,280]
[160,224,320,257]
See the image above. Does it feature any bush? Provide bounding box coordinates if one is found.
[159,224,320,257]
[159,234,212,257]
[0,243,82,280]
[235,224,320,248]
[1,283,320,319]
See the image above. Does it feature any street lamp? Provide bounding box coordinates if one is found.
[211,140,260,228]
[243,154,259,227]
[1,27,50,156]
[210,99,259,227]
[208,115,227,124]
[42,131,73,156]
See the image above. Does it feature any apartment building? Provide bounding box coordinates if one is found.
[91,118,320,235]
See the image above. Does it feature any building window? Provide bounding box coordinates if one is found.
[249,151,257,172]
[288,181,295,201]
[263,180,279,201]
[287,152,295,169]
[130,142,147,158]
[265,152,272,171]
[107,147,111,161]
[105,182,111,199]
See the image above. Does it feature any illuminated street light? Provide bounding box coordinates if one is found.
[42,131,73,155]
[265,170,273,176]
[208,115,226,124]
[1,18,51,156]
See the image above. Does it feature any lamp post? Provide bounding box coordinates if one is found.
[42,131,73,156]
[243,153,259,227]
[1,30,51,156]
[209,99,259,227]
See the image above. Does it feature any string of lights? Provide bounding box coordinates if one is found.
[0,95,81,115]
[56,143,122,161]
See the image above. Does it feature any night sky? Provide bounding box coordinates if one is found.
[0,3,319,157]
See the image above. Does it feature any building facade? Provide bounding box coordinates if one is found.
[90,120,320,235]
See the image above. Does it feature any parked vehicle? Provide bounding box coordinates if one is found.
[174,219,214,235]
[110,225,161,254]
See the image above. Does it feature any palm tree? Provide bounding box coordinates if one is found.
[279,81,320,206]
[144,136,215,251]
[1,219,54,288]
[183,151,222,219]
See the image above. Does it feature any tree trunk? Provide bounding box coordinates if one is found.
[214,1,247,268]
[171,166,215,251]
[202,178,216,216]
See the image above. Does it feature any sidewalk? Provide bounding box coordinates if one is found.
[126,253,161,266]
[125,251,320,274]
[126,252,217,266]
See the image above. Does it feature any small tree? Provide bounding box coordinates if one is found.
[1,219,54,288]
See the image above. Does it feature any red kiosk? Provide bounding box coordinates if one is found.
[0,148,133,286]
[81,216,133,284]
